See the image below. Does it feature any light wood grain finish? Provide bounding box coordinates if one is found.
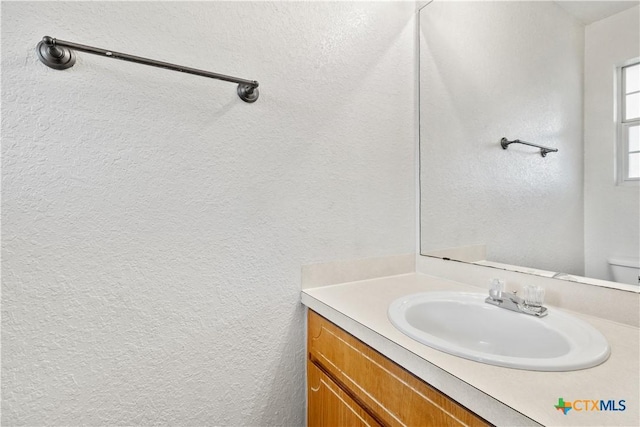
[308,310,491,427]
[308,361,382,427]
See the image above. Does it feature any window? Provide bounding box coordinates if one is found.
[618,61,640,183]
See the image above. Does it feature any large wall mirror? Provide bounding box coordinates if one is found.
[419,0,640,290]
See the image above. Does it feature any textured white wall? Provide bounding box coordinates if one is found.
[1,2,416,424]
[420,1,585,275]
[584,6,640,281]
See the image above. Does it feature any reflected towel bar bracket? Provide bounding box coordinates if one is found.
[500,137,558,157]
[36,36,259,103]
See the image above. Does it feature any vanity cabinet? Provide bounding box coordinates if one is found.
[307,310,490,427]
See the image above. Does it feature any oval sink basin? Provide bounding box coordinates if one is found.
[388,292,610,371]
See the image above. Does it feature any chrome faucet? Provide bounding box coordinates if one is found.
[485,279,548,317]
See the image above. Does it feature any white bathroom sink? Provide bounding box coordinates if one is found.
[388,292,610,371]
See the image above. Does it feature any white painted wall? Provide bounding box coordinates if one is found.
[420,1,585,275]
[1,2,416,424]
[584,6,640,281]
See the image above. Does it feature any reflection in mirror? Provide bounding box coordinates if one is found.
[419,1,640,290]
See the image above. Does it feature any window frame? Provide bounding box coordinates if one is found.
[616,59,640,185]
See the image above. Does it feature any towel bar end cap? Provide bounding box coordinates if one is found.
[238,83,259,103]
[37,38,75,70]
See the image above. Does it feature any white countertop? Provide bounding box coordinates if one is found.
[301,273,640,427]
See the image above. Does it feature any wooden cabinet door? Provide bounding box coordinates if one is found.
[308,360,382,427]
[307,310,491,427]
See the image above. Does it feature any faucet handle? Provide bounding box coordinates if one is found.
[489,278,505,300]
[523,285,545,310]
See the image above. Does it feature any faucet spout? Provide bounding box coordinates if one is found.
[485,287,548,317]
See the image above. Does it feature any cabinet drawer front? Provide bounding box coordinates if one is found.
[308,310,490,427]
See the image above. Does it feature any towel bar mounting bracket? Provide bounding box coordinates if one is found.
[37,39,76,70]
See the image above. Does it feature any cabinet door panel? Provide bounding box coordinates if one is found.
[308,361,382,427]
[308,310,491,427]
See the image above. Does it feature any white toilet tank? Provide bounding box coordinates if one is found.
[607,257,640,286]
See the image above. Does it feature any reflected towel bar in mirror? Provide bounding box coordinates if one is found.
[500,137,558,157]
